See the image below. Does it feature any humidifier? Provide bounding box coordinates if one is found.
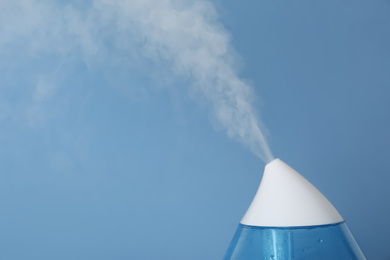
[224,158,366,259]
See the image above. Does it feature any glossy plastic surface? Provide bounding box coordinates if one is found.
[224,222,365,260]
[241,158,343,227]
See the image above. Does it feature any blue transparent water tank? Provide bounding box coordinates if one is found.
[224,222,365,259]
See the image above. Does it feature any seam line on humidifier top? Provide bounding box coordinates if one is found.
[238,221,345,230]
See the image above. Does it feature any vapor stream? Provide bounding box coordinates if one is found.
[0,0,274,163]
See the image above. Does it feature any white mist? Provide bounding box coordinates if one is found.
[0,0,274,163]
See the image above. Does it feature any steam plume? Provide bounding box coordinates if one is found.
[0,0,274,163]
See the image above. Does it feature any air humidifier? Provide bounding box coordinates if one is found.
[224,158,366,259]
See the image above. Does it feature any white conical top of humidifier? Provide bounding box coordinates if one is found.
[240,158,343,227]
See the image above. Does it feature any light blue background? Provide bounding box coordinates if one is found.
[1,0,389,259]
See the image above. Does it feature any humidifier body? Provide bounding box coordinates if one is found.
[224,159,366,259]
[224,222,365,259]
